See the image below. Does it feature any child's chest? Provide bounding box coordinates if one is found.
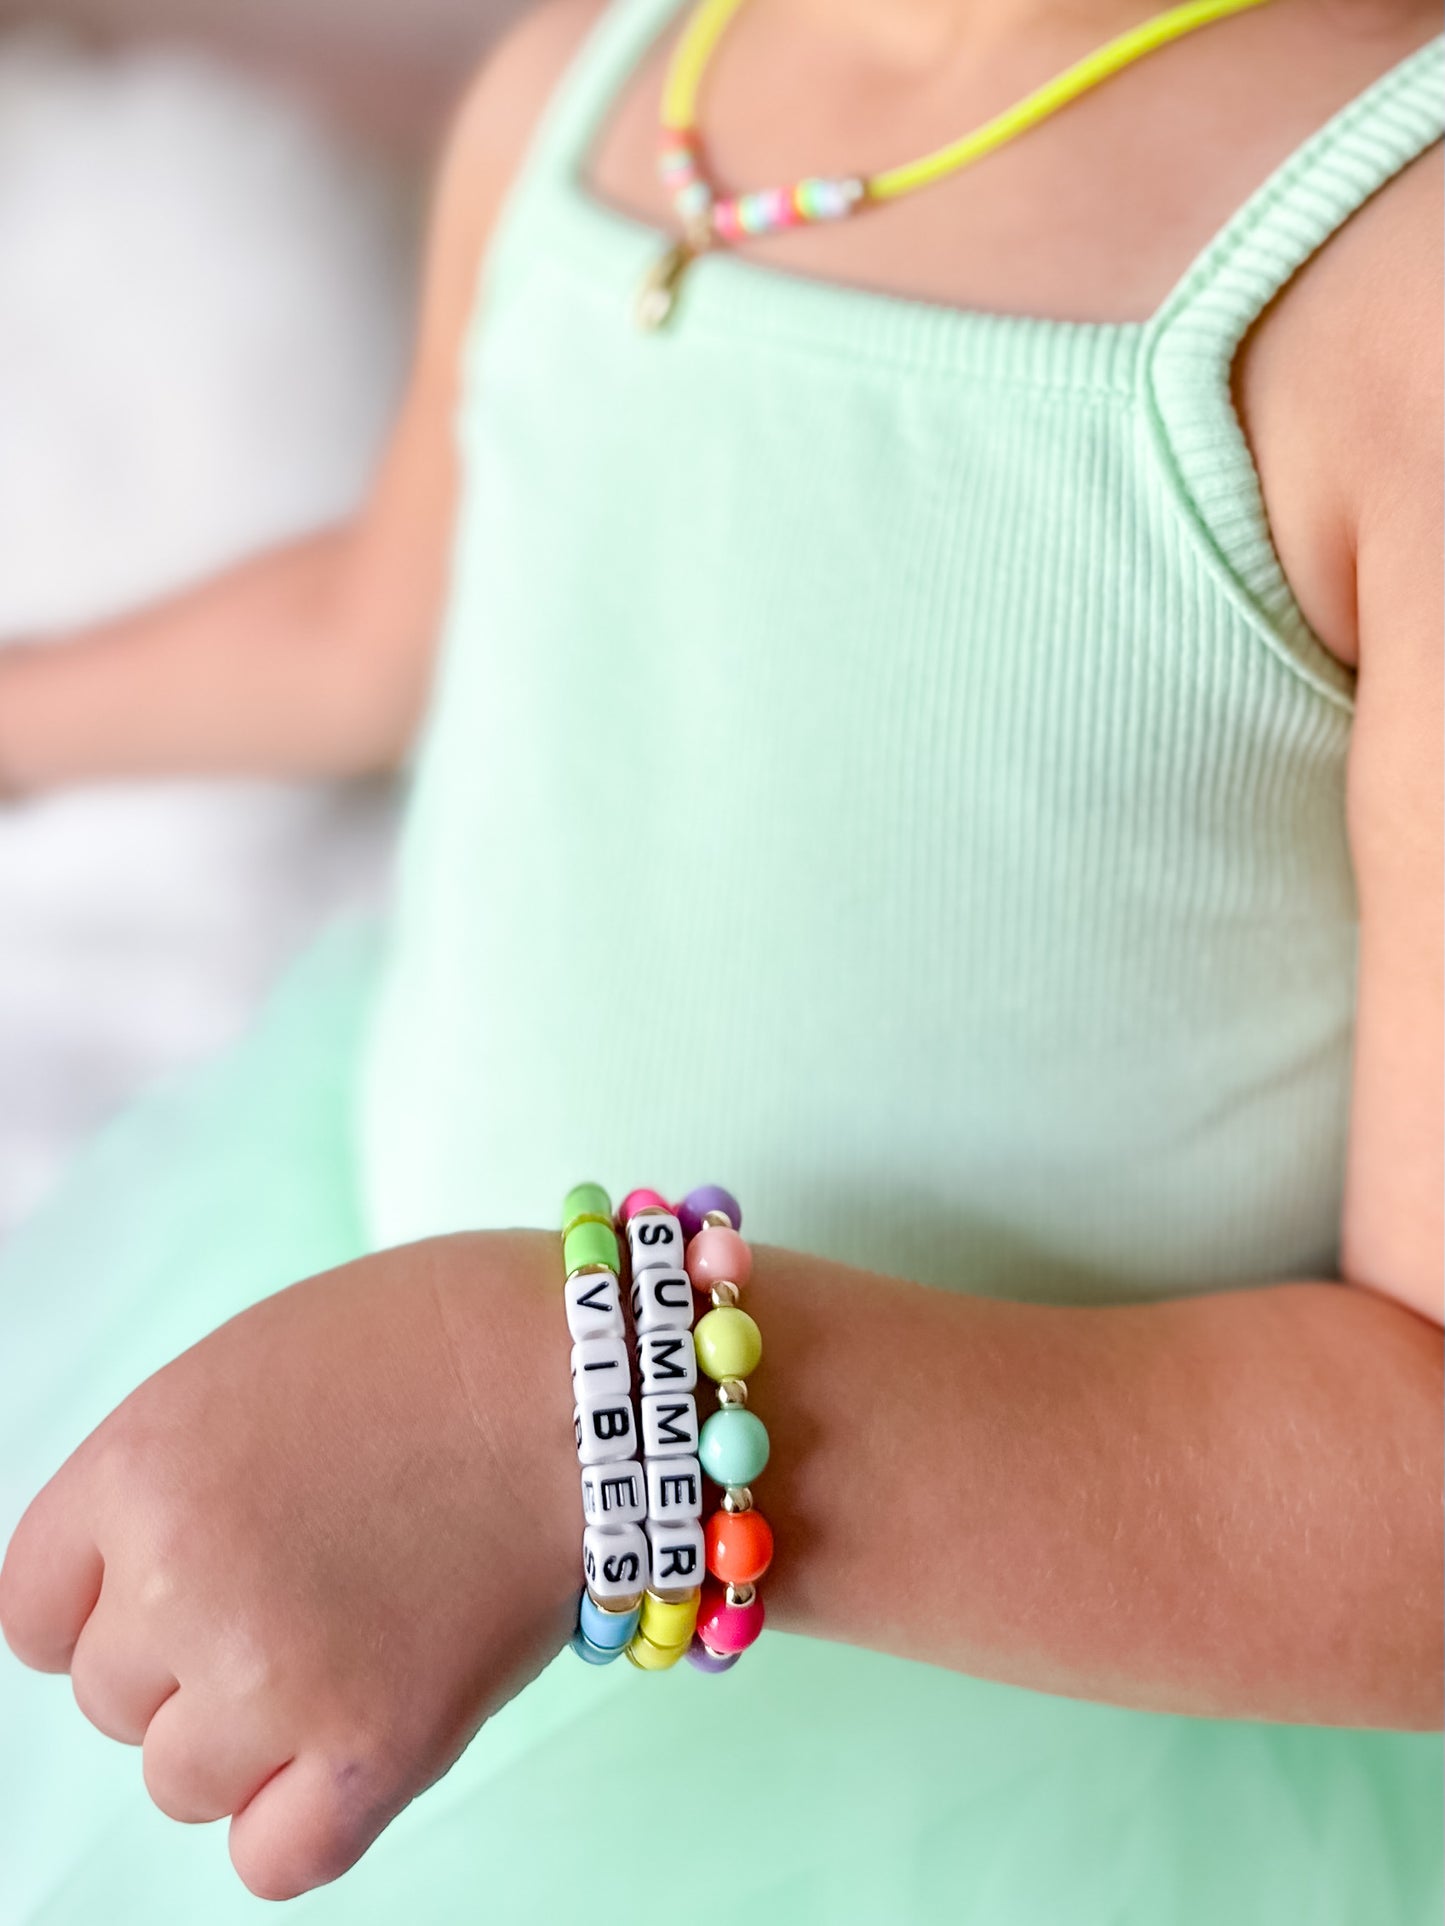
[585,0,1440,678]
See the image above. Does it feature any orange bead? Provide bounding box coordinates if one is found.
[705,1506,774,1585]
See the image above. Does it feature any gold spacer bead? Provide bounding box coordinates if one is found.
[725,1582,757,1609]
[716,1377,748,1408]
[710,1280,740,1309]
[701,1209,734,1230]
[587,1588,642,1617]
[562,1210,614,1240]
[721,1486,753,1513]
[565,1258,619,1287]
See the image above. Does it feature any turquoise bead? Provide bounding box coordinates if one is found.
[569,1627,618,1666]
[579,1593,640,1651]
[699,1407,770,1487]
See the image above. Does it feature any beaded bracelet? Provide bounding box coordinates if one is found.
[681,1186,772,1672]
[561,1184,647,1666]
[616,1188,706,1672]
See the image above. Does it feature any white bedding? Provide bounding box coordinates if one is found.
[0,32,416,1234]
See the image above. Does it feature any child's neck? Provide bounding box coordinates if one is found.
[781,0,1187,66]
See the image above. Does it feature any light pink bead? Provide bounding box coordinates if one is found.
[618,1188,670,1226]
[763,187,797,230]
[712,200,744,243]
[685,1226,752,1291]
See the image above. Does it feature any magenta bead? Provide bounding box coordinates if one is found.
[618,1188,670,1226]
[685,1634,740,1674]
[677,1185,743,1240]
[685,1225,752,1291]
[697,1579,765,1654]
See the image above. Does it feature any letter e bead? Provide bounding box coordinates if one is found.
[581,1460,646,1526]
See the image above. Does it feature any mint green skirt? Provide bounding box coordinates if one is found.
[1,930,1439,1925]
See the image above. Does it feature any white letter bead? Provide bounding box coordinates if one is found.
[576,1392,637,1465]
[641,1392,699,1459]
[638,1329,697,1394]
[581,1460,646,1527]
[646,1454,703,1522]
[570,1335,631,1403]
[628,1211,685,1275]
[564,1268,625,1344]
[583,1523,648,1602]
[648,1519,706,1597]
[631,1267,694,1334]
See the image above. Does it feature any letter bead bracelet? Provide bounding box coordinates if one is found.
[561,1183,774,1675]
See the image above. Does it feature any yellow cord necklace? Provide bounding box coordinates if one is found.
[638,0,1272,328]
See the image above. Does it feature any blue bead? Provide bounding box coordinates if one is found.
[570,1627,620,1666]
[698,1407,770,1487]
[579,1592,640,1651]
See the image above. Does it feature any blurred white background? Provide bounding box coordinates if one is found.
[0,2,519,1234]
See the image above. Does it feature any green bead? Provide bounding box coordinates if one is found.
[563,1218,620,1276]
[694,1307,763,1383]
[699,1407,770,1487]
[561,1182,612,1233]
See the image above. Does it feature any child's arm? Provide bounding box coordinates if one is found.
[0,2,606,794]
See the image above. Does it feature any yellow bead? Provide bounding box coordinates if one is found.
[639,1588,699,1649]
[694,1306,763,1383]
[625,1630,687,1671]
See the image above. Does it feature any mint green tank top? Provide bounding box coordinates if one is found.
[361,4,1444,1303]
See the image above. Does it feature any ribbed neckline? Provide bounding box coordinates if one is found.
[517,0,1442,396]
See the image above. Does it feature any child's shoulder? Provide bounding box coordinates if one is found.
[1237,139,1441,670]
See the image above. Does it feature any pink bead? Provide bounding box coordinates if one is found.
[618,1188,670,1226]
[697,1578,765,1654]
[712,200,744,243]
[763,187,797,230]
[685,1226,752,1291]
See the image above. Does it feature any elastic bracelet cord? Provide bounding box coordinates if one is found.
[561,1185,646,1665]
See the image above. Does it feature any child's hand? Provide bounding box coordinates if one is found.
[0,1232,578,1900]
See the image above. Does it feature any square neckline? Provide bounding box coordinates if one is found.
[530,0,1442,392]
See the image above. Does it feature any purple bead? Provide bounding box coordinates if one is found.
[685,1634,740,1674]
[677,1184,743,1241]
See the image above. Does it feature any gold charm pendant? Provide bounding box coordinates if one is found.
[634,239,696,332]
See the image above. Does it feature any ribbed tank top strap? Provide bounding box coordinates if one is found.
[1141,35,1444,705]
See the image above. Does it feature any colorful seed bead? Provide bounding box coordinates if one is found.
[711,199,745,244]
[564,1218,620,1276]
[674,179,713,226]
[578,1593,641,1651]
[562,1181,613,1235]
[617,1187,671,1227]
[697,1578,766,1654]
[638,1588,700,1649]
[685,1635,740,1674]
[699,1406,770,1487]
[685,1225,752,1291]
[705,1506,774,1586]
[625,1629,688,1672]
[694,1306,763,1382]
[795,175,863,222]
[678,1184,743,1239]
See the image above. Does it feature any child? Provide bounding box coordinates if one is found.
[0,0,1440,1919]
